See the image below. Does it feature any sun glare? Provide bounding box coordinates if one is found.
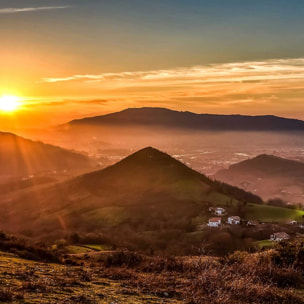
[0,95,21,112]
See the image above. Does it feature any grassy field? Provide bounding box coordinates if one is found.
[66,245,92,254]
[83,244,112,251]
[244,204,304,222]
[66,244,111,254]
[0,251,179,304]
[85,206,128,226]
[206,191,232,205]
[256,240,274,249]
[200,190,304,224]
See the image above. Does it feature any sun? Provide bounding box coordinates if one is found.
[0,95,21,112]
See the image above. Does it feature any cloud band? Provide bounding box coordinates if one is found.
[0,6,70,14]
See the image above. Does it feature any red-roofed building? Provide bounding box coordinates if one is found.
[208,217,221,228]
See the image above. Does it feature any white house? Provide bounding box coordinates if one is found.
[228,216,241,225]
[288,220,297,225]
[270,232,290,242]
[208,217,221,228]
[214,208,226,216]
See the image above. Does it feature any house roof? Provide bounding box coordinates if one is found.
[209,217,221,223]
[229,216,240,220]
[273,232,290,238]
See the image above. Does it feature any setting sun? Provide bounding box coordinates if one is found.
[0,95,21,112]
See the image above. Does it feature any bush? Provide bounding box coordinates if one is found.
[271,241,304,269]
[225,250,249,265]
[267,198,287,207]
[105,250,142,268]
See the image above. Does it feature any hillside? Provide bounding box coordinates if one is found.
[214,154,304,204]
[0,147,265,251]
[0,250,177,304]
[0,232,303,304]
[0,131,94,179]
[67,107,304,131]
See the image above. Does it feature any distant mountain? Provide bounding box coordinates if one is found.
[214,154,304,204]
[0,147,262,246]
[67,107,304,131]
[0,131,94,179]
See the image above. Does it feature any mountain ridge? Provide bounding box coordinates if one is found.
[216,154,304,177]
[67,107,304,131]
[214,154,304,204]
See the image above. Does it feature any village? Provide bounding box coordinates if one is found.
[205,206,304,242]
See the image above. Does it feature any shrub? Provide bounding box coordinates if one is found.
[105,250,142,268]
[0,287,23,302]
[225,250,249,265]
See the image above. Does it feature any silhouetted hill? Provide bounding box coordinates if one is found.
[68,107,304,131]
[214,154,304,204]
[0,131,94,178]
[0,147,262,248]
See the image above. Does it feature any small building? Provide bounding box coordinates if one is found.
[247,220,259,226]
[228,216,241,225]
[208,217,221,228]
[214,208,226,216]
[288,220,297,225]
[270,232,290,242]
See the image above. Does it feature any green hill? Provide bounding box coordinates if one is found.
[0,147,301,253]
[0,148,217,234]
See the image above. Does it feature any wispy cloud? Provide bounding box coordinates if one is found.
[41,58,304,84]
[0,6,70,14]
[37,58,304,119]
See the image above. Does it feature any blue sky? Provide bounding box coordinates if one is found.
[2,0,304,71]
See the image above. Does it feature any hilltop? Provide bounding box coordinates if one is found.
[67,107,304,131]
[214,154,304,204]
[0,131,94,179]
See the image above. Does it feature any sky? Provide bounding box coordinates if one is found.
[1,0,304,129]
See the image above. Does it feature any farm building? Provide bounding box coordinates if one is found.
[208,217,221,228]
[228,216,241,225]
[270,232,290,242]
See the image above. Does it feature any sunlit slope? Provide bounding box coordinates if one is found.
[0,131,94,178]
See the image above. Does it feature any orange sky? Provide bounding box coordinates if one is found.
[1,57,304,130]
[2,1,304,130]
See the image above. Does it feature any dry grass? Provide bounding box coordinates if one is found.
[0,241,303,303]
[93,248,304,304]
